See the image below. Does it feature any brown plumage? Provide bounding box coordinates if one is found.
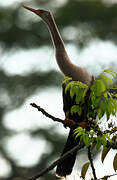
[23,5,94,177]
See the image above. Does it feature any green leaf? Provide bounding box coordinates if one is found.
[81,162,90,179]
[62,76,72,85]
[74,127,85,139]
[63,69,117,124]
[104,69,117,77]
[70,85,76,98]
[97,108,103,120]
[104,133,112,142]
[65,81,73,94]
[71,105,82,116]
[91,79,104,96]
[101,147,111,163]
[96,137,102,150]
[74,127,83,134]
[102,98,111,120]
[100,73,112,87]
[83,134,91,147]
[113,153,117,172]
[96,141,102,150]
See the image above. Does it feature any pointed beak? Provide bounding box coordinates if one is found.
[22,4,41,16]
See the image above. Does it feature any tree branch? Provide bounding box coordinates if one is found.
[30,103,64,124]
[107,140,117,149]
[28,142,84,180]
[30,103,78,129]
[97,173,117,180]
[88,146,97,180]
[30,103,117,150]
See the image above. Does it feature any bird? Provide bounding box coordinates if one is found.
[22,5,94,177]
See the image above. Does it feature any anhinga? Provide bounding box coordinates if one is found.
[23,5,94,177]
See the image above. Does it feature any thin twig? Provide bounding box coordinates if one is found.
[98,173,117,180]
[30,103,64,124]
[28,142,84,180]
[88,146,97,180]
[107,140,117,149]
[30,103,78,129]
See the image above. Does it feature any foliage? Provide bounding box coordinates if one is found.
[62,69,117,177]
[63,69,117,122]
[74,127,111,149]
[81,162,90,179]
[62,76,88,116]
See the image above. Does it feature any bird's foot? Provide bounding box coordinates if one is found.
[64,118,75,128]
[79,120,88,129]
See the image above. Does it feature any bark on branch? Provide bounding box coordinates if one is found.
[30,103,78,128]
[30,103,64,124]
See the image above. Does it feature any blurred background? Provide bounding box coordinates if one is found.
[0,0,117,179]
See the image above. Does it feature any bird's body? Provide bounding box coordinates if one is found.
[23,5,94,177]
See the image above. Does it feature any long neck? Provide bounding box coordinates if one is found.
[44,14,74,74]
[45,14,66,50]
[43,13,93,85]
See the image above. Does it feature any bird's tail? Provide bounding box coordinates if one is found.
[56,129,79,177]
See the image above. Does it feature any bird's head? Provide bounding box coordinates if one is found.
[22,5,52,23]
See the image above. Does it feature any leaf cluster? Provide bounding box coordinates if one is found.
[62,76,88,116]
[62,69,117,148]
[74,127,111,149]
[63,69,117,122]
[91,69,117,120]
